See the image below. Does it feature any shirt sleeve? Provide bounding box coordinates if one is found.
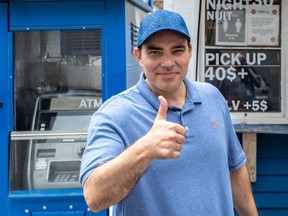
[220,94,247,171]
[219,92,247,171]
[79,111,126,185]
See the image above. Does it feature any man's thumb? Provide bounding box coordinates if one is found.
[156,96,168,120]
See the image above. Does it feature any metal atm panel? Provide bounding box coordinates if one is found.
[26,92,101,190]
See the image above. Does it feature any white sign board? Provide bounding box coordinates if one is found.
[247,5,279,46]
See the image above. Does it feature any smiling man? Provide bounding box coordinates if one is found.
[80,9,258,216]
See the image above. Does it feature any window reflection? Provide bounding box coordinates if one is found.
[14,30,102,131]
[205,49,281,112]
[11,30,102,191]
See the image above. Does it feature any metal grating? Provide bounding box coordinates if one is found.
[61,30,101,56]
[130,23,139,54]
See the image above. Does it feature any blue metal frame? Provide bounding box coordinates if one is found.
[9,190,107,216]
[0,3,9,216]
[105,0,127,98]
[5,0,129,215]
[9,1,105,28]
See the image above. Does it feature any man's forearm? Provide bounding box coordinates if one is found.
[83,139,152,212]
[230,165,258,215]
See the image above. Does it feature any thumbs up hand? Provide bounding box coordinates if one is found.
[143,96,186,160]
[155,95,169,121]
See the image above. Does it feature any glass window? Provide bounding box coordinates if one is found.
[203,0,281,113]
[205,49,280,112]
[11,29,102,191]
[14,30,102,131]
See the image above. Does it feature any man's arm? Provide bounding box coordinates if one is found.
[230,164,258,216]
[83,96,186,212]
[83,139,153,212]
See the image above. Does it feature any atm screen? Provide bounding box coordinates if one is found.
[36,112,94,131]
[50,113,92,131]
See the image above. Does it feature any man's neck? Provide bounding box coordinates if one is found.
[147,81,187,109]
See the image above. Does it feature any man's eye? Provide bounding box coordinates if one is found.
[174,49,185,54]
[149,50,161,55]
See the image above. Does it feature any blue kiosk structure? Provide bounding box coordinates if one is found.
[0,0,151,215]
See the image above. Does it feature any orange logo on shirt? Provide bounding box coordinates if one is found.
[212,120,217,128]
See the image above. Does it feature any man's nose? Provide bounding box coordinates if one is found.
[161,54,175,68]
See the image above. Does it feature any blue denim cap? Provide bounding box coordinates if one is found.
[137,9,190,47]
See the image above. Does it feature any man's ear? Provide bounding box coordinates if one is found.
[188,44,192,60]
[133,47,143,66]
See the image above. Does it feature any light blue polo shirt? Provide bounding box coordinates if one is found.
[80,73,246,216]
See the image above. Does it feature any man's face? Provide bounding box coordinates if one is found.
[134,31,192,95]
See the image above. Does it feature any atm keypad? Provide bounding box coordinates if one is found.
[53,173,79,182]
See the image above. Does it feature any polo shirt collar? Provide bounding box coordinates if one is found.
[137,73,202,111]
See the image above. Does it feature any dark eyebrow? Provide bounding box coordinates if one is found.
[173,44,187,49]
[145,44,186,51]
[145,45,163,51]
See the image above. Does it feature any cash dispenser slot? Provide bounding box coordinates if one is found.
[48,160,80,183]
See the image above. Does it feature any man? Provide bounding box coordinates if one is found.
[80,9,258,215]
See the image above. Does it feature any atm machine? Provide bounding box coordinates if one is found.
[26,92,101,190]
